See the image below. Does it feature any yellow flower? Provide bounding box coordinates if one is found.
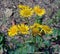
[30,23,41,35]
[30,23,41,28]
[31,28,41,36]
[18,24,29,34]
[30,23,52,35]
[34,5,46,16]
[40,25,52,34]
[8,25,18,37]
[18,5,29,9]
[19,8,34,17]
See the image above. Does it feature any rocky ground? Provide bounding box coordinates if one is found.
[0,0,60,54]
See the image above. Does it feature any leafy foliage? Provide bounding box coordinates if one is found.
[53,28,60,36]
[0,32,4,50]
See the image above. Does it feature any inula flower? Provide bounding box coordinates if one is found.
[18,5,29,9]
[40,25,52,34]
[34,5,46,16]
[30,23,52,35]
[18,24,29,34]
[19,8,34,17]
[8,25,18,37]
[30,23,41,28]
[30,23,41,36]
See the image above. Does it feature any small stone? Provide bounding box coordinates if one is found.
[4,8,13,17]
[13,5,16,9]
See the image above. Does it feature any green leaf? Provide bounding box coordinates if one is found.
[0,33,4,43]
[35,15,43,24]
[0,32,4,50]
[0,44,3,49]
[26,43,35,53]
[8,51,15,54]
[15,43,35,54]
[44,40,51,47]
[46,19,53,25]
[25,36,34,43]
[56,9,60,18]
[35,36,43,47]
[36,36,42,43]
[53,28,60,36]
[0,36,3,43]
[35,15,42,19]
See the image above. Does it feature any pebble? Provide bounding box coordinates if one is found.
[4,8,13,17]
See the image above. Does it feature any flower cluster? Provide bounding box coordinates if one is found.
[8,23,52,37]
[18,5,46,18]
[7,5,52,37]
[8,24,29,37]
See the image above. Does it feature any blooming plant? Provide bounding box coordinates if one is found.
[18,24,29,34]
[6,5,52,53]
[18,5,34,18]
[8,5,52,37]
[8,25,19,37]
[1,4,60,54]
[34,5,46,16]
[6,5,54,54]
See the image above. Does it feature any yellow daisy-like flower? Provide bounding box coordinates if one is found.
[19,8,34,17]
[34,5,46,16]
[30,23,41,35]
[18,24,29,34]
[40,25,52,34]
[31,28,41,36]
[30,23,41,28]
[18,5,29,9]
[8,25,18,37]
